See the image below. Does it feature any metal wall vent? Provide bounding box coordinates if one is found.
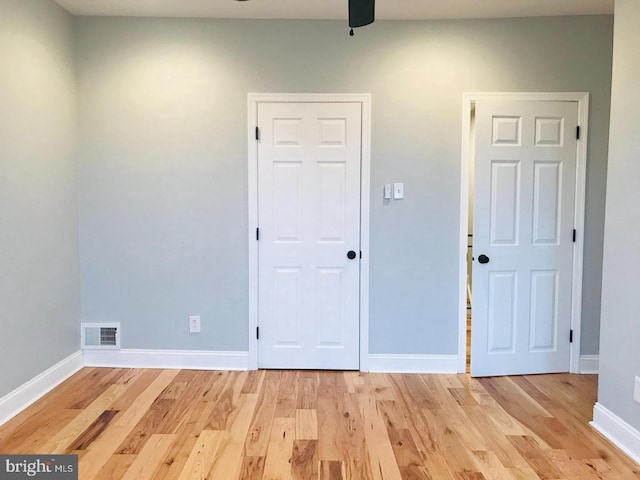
[81,323,120,350]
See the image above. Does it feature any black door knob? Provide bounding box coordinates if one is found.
[347,250,357,260]
[478,254,490,264]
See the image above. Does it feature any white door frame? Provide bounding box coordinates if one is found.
[247,93,372,371]
[458,92,590,374]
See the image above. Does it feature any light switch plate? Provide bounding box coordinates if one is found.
[393,183,404,199]
[634,376,640,404]
[384,184,392,199]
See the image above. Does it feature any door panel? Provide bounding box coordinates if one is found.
[529,270,558,351]
[258,102,361,370]
[532,162,562,244]
[487,271,517,353]
[472,100,578,377]
[490,161,520,245]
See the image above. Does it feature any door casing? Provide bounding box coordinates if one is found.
[459,92,590,374]
[248,93,372,371]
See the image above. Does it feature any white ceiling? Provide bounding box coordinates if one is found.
[54,0,614,20]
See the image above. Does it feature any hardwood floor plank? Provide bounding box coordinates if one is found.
[378,400,409,430]
[115,398,175,454]
[357,390,403,480]
[421,408,482,476]
[121,434,176,480]
[545,449,603,479]
[115,369,179,428]
[447,387,479,407]
[42,384,127,453]
[0,369,95,442]
[91,454,137,480]
[478,401,529,437]
[343,372,357,394]
[156,371,214,433]
[68,409,120,451]
[401,404,441,455]
[454,472,486,480]
[337,393,372,480]
[367,374,396,401]
[241,369,265,394]
[149,433,199,480]
[239,456,266,480]
[507,466,544,479]
[479,377,561,449]
[80,425,136,480]
[319,460,346,480]
[317,394,342,461]
[176,429,224,480]
[78,370,179,480]
[399,465,432,480]
[110,369,162,412]
[583,457,640,479]
[274,370,299,418]
[507,435,563,480]
[207,393,259,480]
[292,439,318,480]
[297,371,319,409]
[67,369,129,409]
[540,415,600,459]
[387,427,423,467]
[261,417,295,480]
[439,401,487,452]
[2,408,80,454]
[244,371,281,457]
[462,406,530,469]
[295,409,318,440]
[205,370,245,430]
[173,372,231,436]
[398,374,440,410]
[469,450,514,480]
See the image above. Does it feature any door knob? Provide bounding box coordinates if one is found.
[347,250,357,260]
[478,254,490,264]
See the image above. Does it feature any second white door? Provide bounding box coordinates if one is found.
[257,102,362,369]
[472,99,578,377]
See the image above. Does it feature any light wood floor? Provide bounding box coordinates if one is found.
[0,369,638,479]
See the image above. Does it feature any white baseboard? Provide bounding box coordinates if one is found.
[368,354,459,373]
[83,349,249,371]
[591,402,640,464]
[580,355,599,374]
[0,351,83,426]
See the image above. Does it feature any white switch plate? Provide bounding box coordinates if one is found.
[189,315,201,333]
[383,184,392,199]
[634,376,640,404]
[393,182,404,199]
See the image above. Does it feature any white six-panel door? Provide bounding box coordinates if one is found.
[257,102,362,369]
[471,100,578,377]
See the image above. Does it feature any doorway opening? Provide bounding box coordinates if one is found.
[466,106,476,373]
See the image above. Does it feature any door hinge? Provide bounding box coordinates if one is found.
[255,126,260,141]
[256,228,260,241]
[576,126,581,140]
[360,251,362,259]
[570,329,574,343]
[256,326,260,340]
[573,229,576,243]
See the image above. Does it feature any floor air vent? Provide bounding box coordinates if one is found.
[81,323,120,350]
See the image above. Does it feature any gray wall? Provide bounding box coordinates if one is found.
[75,16,612,355]
[0,0,80,397]
[598,0,640,430]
